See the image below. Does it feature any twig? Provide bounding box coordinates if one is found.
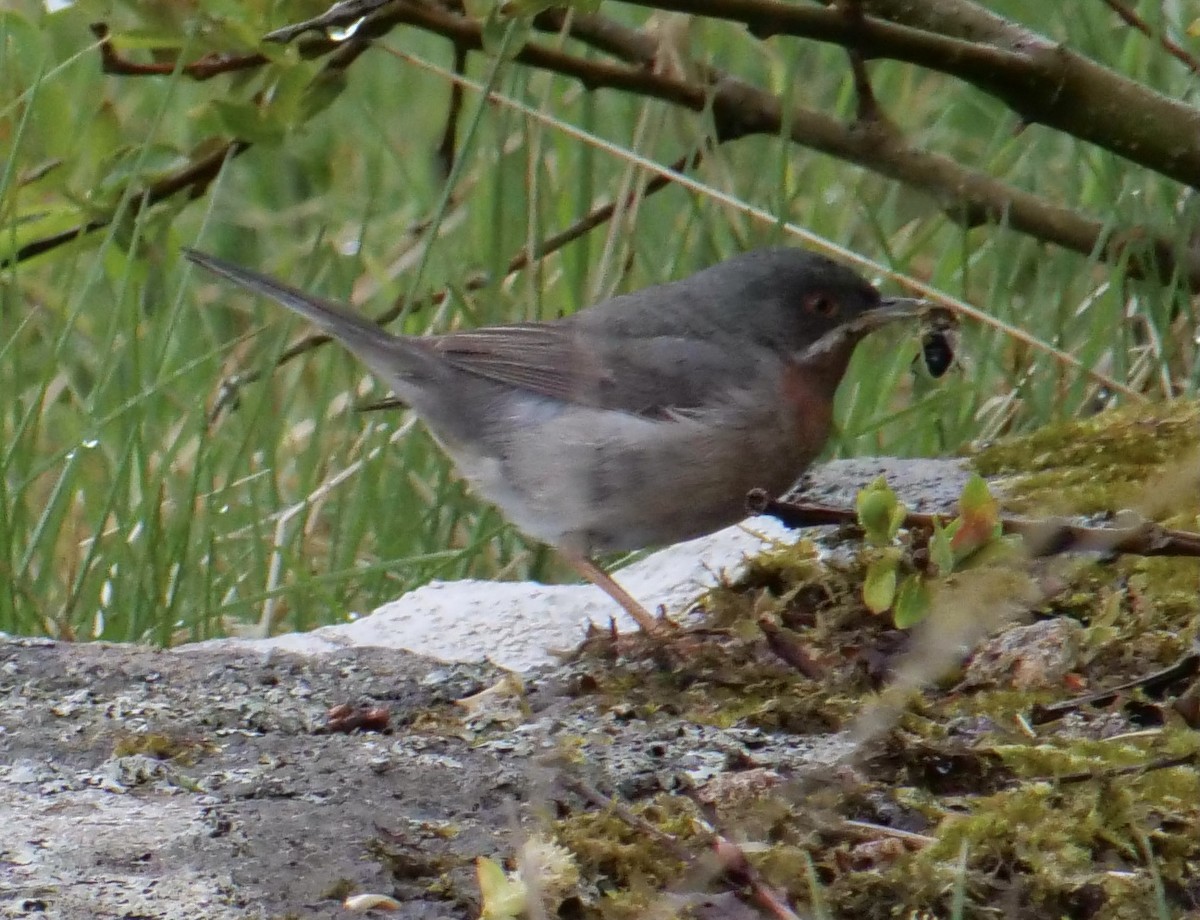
[12,16,369,269]
[382,0,1200,288]
[435,43,469,180]
[90,22,268,80]
[27,2,1200,293]
[1100,0,1200,75]
[840,819,935,846]
[162,0,1200,292]
[2,141,249,268]
[615,0,1200,188]
[1049,752,1198,786]
[747,492,1200,560]
[1030,647,1200,724]
[757,617,825,679]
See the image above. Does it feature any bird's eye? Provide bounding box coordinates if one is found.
[804,293,839,317]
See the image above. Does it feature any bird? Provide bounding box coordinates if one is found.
[185,246,923,632]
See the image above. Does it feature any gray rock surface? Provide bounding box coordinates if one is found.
[0,457,972,920]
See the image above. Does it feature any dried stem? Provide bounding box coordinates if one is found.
[748,491,1200,560]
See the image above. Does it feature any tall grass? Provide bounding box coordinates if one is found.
[1,1,1195,642]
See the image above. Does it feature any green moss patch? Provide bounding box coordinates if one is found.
[550,402,1200,920]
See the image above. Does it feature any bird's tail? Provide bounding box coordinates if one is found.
[184,248,424,383]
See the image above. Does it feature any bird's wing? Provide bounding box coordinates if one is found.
[426,322,761,417]
[427,324,607,403]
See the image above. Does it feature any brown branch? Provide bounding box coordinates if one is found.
[90,22,268,80]
[1103,0,1200,76]
[2,141,250,269]
[435,43,469,180]
[224,0,1179,290]
[747,491,1200,560]
[361,0,1200,286]
[1030,647,1200,724]
[1052,752,1200,786]
[88,2,1200,288]
[839,0,893,127]
[757,616,825,679]
[613,0,1200,189]
[11,17,378,270]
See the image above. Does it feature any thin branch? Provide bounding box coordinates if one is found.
[90,22,268,80]
[9,18,374,270]
[377,0,1200,288]
[435,43,469,180]
[75,2,1200,290]
[1053,752,1200,786]
[559,775,802,920]
[615,0,1200,189]
[2,141,250,268]
[1101,0,1200,74]
[747,491,1200,560]
[1030,646,1200,724]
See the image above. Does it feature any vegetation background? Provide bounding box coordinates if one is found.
[2,0,1197,644]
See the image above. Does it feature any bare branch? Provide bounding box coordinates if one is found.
[748,491,1200,560]
[613,0,1200,188]
[1100,0,1200,75]
[90,22,267,80]
[74,2,1200,290]
[379,0,1200,287]
[2,141,249,268]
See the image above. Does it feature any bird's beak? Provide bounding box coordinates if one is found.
[873,296,929,323]
[795,297,935,364]
[833,296,930,340]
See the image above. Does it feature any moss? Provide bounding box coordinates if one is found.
[111,730,207,763]
[552,795,697,913]
[553,402,1200,919]
[970,400,1200,519]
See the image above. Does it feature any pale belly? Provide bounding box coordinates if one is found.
[444,390,825,556]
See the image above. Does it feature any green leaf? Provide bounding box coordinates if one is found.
[298,70,348,124]
[863,555,898,614]
[958,473,998,519]
[477,856,526,920]
[951,473,1001,556]
[893,575,933,628]
[209,99,287,146]
[929,516,958,576]
[856,476,906,545]
[498,0,559,15]
[0,11,46,81]
[102,29,187,52]
[957,533,1024,570]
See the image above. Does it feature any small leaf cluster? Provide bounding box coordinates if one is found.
[856,474,1019,627]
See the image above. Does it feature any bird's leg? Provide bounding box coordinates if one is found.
[561,553,665,633]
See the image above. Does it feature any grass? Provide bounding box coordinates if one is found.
[1,0,1197,645]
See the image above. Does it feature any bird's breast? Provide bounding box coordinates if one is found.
[779,358,838,455]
